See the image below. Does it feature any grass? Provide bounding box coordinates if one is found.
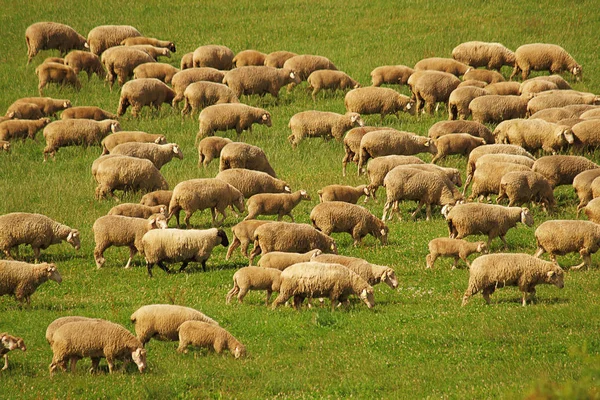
[1,0,600,398]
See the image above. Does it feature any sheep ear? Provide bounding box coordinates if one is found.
[547,271,555,278]
[300,190,307,196]
[284,186,291,193]
[173,146,179,154]
[67,232,73,241]
[149,217,156,225]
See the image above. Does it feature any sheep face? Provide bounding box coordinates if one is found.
[260,112,272,127]
[233,194,245,213]
[167,42,176,53]
[404,99,416,116]
[172,144,184,160]
[310,249,323,259]
[1,335,26,352]
[571,65,582,81]
[520,208,534,227]
[110,122,121,133]
[559,128,575,145]
[359,288,375,309]
[1,142,10,152]
[154,136,167,144]
[67,230,81,250]
[476,242,488,254]
[150,215,168,229]
[131,348,147,373]
[233,344,246,359]
[348,112,364,127]
[46,264,62,284]
[217,229,230,247]
[288,71,301,86]
[300,190,310,201]
[382,268,398,289]
[546,266,565,289]
[377,224,389,245]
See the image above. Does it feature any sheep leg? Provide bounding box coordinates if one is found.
[201,260,207,272]
[93,244,107,268]
[411,202,424,220]
[33,247,41,263]
[176,340,189,353]
[146,262,154,277]
[248,241,261,266]
[236,287,248,303]
[90,357,100,374]
[2,354,8,371]
[179,261,189,273]
[452,256,460,270]
[157,261,172,275]
[572,251,591,270]
[226,237,241,260]
[482,287,494,305]
[425,253,436,269]
[2,248,13,260]
[381,201,392,221]
[533,247,545,258]
[425,203,432,221]
[226,283,240,304]
[265,289,273,306]
[292,295,304,310]
[106,357,115,374]
[125,246,138,269]
[271,293,289,310]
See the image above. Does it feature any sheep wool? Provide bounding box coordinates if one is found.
[484,81,521,96]
[197,136,233,168]
[25,22,87,64]
[117,78,175,117]
[510,43,582,81]
[468,162,531,201]
[63,51,105,81]
[10,97,72,117]
[0,260,62,304]
[226,220,273,260]
[107,203,167,219]
[431,133,486,164]
[342,126,394,176]
[101,131,167,154]
[197,103,272,141]
[171,67,226,106]
[110,142,183,170]
[496,170,556,211]
[219,142,277,177]
[288,110,364,148]
[257,249,322,271]
[583,198,600,224]
[60,106,116,121]
[370,65,414,87]
[222,66,301,98]
[493,119,574,154]
[451,41,515,71]
[0,118,51,142]
[245,190,310,222]
[264,51,298,68]
[133,62,180,84]
[100,46,155,89]
[43,119,120,161]
[215,168,290,199]
[35,62,81,96]
[344,87,414,120]
[233,49,267,67]
[447,86,490,120]
[307,70,360,100]
[318,184,370,204]
[177,321,246,358]
[313,254,398,289]
[86,25,142,56]
[428,120,494,144]
[574,169,600,214]
[282,54,338,81]
[532,155,599,188]
[364,154,426,198]
[225,266,282,305]
[121,36,176,52]
[140,190,173,207]
[409,70,461,114]
[425,238,487,269]
[46,316,98,345]
[1,333,26,371]
[469,95,529,124]
[182,82,239,116]
[192,45,235,70]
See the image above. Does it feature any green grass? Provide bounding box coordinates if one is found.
[1,1,600,398]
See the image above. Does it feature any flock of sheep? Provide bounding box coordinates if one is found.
[1,20,598,375]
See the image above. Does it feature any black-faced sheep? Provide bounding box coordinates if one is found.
[117,78,175,117]
[344,87,415,120]
[510,43,582,81]
[86,25,142,56]
[197,103,271,141]
[451,41,515,71]
[370,65,414,86]
[25,22,87,64]
[288,110,364,148]
[177,321,246,358]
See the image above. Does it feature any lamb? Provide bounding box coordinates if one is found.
[0,118,50,141]
[510,43,582,81]
[117,78,175,117]
[233,49,267,67]
[25,22,87,64]
[60,106,117,121]
[425,238,487,269]
[413,57,471,77]
[133,62,180,84]
[0,212,80,262]
[226,220,273,260]
[215,168,290,198]
[225,266,282,305]
[271,262,375,311]
[451,41,516,71]
[167,178,245,228]
[496,171,556,211]
[197,136,233,168]
[101,131,167,154]
[312,254,398,289]
[469,95,529,124]
[571,119,600,150]
[257,249,322,271]
[446,203,534,248]
[43,119,120,161]
[532,155,599,188]
[0,260,62,304]
[468,162,531,201]
[130,304,218,344]
[1,333,26,371]
[282,54,338,82]
[431,133,486,164]
[0,141,10,153]
[35,62,81,96]
[219,142,277,177]
[288,111,364,148]
[484,81,521,96]
[141,228,229,276]
[519,79,558,96]
[192,45,235,70]
[447,86,489,120]
[534,220,600,270]
[263,51,297,68]
[120,36,176,52]
[370,65,414,86]
[181,82,239,116]
[222,66,301,98]
[46,316,97,345]
[364,155,427,199]
[462,69,505,84]
[9,97,71,117]
[197,103,272,141]
[572,169,600,214]
[180,52,194,69]
[110,142,183,169]
[307,70,360,100]
[177,321,246,358]
[344,87,415,120]
[342,126,392,176]
[171,68,226,107]
[461,253,564,306]
[428,120,494,144]
[318,184,369,204]
[527,92,600,116]
[493,119,575,154]
[583,198,600,224]
[245,190,311,222]
[408,70,461,114]
[92,214,168,269]
[101,46,155,89]
[48,319,146,374]
[107,203,167,218]
[5,102,44,119]
[86,25,142,56]
[63,51,105,80]
[126,45,171,60]
[139,190,173,207]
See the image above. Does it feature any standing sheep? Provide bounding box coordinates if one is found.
[120,36,176,52]
[468,162,531,201]
[35,62,81,96]
[182,82,239,116]
[264,51,298,68]
[519,79,559,96]
[215,168,290,198]
[117,78,175,117]
[364,155,426,199]
[133,62,180,84]
[60,106,116,121]
[496,170,556,211]
[86,25,142,56]
[64,51,105,80]
[225,266,282,305]
[318,184,369,204]
[573,169,600,214]
[469,95,529,124]
[510,43,582,81]
[46,316,98,345]
[171,67,226,107]
[527,92,600,116]
[10,97,71,117]
[307,70,360,100]
[288,110,364,148]
[493,119,574,154]
[197,103,272,141]
[428,120,494,144]
[583,198,600,224]
[431,133,486,164]
[43,119,120,161]
[257,249,322,271]
[245,190,311,222]
[451,41,515,71]
[1,333,26,371]
[462,69,505,84]
[447,86,489,120]
[484,81,521,96]
[425,238,487,269]
[108,203,167,219]
[110,142,183,170]
[197,136,233,168]
[192,45,235,70]
[101,131,167,154]
[233,49,267,67]
[342,126,393,176]
[5,102,44,119]
[0,118,51,142]
[414,57,471,76]
[282,54,338,82]
[370,65,414,87]
[0,260,62,304]
[222,66,301,98]
[534,220,600,270]
[409,70,461,114]
[177,321,246,359]
[226,220,273,260]
[532,155,599,188]
[25,22,87,64]
[139,190,173,208]
[344,87,415,120]
[313,254,398,289]
[219,142,277,177]
[101,46,155,89]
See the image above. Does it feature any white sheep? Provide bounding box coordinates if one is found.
[197,103,271,141]
[226,220,273,260]
[571,119,600,150]
[219,142,277,177]
[493,119,574,154]
[43,119,120,161]
[215,168,290,199]
[100,46,155,89]
[5,102,44,119]
[101,131,167,154]
[451,41,515,71]
[0,260,62,304]
[245,190,311,222]
[364,155,426,199]
[307,70,360,100]
[25,22,87,64]
[344,87,415,120]
[9,97,71,117]
[313,254,399,289]
[120,36,176,52]
[408,70,461,114]
[527,92,600,116]
[197,136,233,168]
[1,333,26,371]
[573,169,600,214]
[177,321,246,358]
[282,54,338,82]
[46,316,98,345]
[288,110,364,148]
[583,198,600,224]
[447,86,489,120]
[425,238,487,269]
[86,25,142,56]
[484,81,521,96]
[510,43,582,81]
[222,66,300,98]
[0,118,51,141]
[171,67,226,107]
[496,171,556,211]
[462,69,505,84]
[468,95,529,124]
[431,133,486,164]
[126,44,171,60]
[370,65,414,86]
[181,82,239,116]
[63,51,105,81]
[140,190,173,207]
[117,78,175,117]
[468,162,531,201]
[532,155,599,188]
[110,142,183,170]
[108,203,167,218]
[225,266,282,305]
[233,49,267,67]
[35,62,81,96]
[318,184,369,204]
[60,106,116,121]
[263,51,297,68]
[257,249,322,271]
[192,45,235,70]
[133,62,180,84]
[342,126,392,176]
[519,79,559,96]
[428,120,494,144]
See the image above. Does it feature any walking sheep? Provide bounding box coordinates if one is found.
[63,51,105,81]
[60,106,116,121]
[233,49,266,67]
[181,82,239,116]
[313,254,398,289]
[342,126,392,176]
[428,120,494,144]
[35,62,81,96]
[110,142,183,170]
[358,130,436,172]
[493,119,574,154]
[222,66,301,98]
[101,46,155,89]
[43,119,120,161]
[496,171,556,211]
[226,220,273,260]
[288,111,364,148]
[0,260,62,304]
[510,43,582,81]
[430,133,486,164]
[469,95,529,124]
[86,25,142,56]
[245,190,311,222]
[532,155,599,188]
[197,136,233,168]
[370,65,414,86]
[257,249,322,271]
[451,41,515,71]
[282,54,338,82]
[318,184,369,204]
[468,162,531,201]
[25,22,87,64]
[364,155,426,199]
[344,87,414,120]
[171,67,226,107]
[225,266,282,305]
[0,118,50,141]
[215,168,290,198]
[425,238,487,269]
[133,62,180,84]
[108,203,167,219]
[219,142,277,177]
[101,131,167,154]
[1,333,26,371]
[197,103,272,141]
[408,70,462,114]
[177,321,246,358]
[307,70,360,100]
[140,190,173,208]
[117,78,175,117]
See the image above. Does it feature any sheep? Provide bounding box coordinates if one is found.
[0,260,62,304]
[63,51,105,80]
[493,119,575,154]
[370,65,414,86]
[130,304,218,344]
[397,164,463,199]
[534,220,600,270]
[233,49,267,67]
[0,141,10,153]
[197,136,233,168]
[167,178,245,228]
[312,254,398,289]
[177,321,246,358]
[446,203,534,248]
[197,103,272,141]
[140,190,173,207]
[573,169,600,214]
[46,317,98,346]
[35,62,81,96]
[343,126,395,176]
[0,212,80,262]
[307,70,360,100]
[271,262,375,311]
[414,57,471,77]
[583,198,600,224]
[44,57,64,64]
[92,214,168,269]
[462,253,564,306]
[462,69,505,84]
[181,82,239,116]
[141,228,229,276]
[101,46,155,89]
[580,108,600,119]
[532,155,599,188]
[225,266,282,305]
[468,162,531,201]
[121,36,176,52]
[0,118,50,141]
[192,45,234,70]
[530,74,572,90]
[127,45,171,60]
[180,52,194,70]
[431,133,486,164]
[264,51,297,68]
[447,86,489,120]
[25,22,87,64]
[215,168,290,200]
[571,119,600,150]
[117,78,175,117]
[344,87,415,120]
[529,107,578,123]
[484,81,521,96]
[257,249,322,271]
[133,62,180,84]
[60,106,117,121]
[48,319,146,375]
[171,68,226,107]
[527,92,600,116]
[496,171,556,211]
[43,119,120,161]
[86,25,142,56]
[408,70,461,114]
[282,54,338,82]
[5,102,44,120]
[1,333,26,371]
[249,222,338,264]
[101,131,167,154]
[222,66,301,98]
[93,155,168,201]
[219,142,277,177]
[288,111,364,148]
[364,155,426,199]
[562,104,600,116]
[510,43,582,81]
[110,142,183,170]
[458,79,488,88]
[245,190,310,222]
[428,120,494,143]
[451,41,516,71]
[318,184,369,204]
[9,97,71,117]
[519,79,559,96]
[425,238,487,269]
[226,220,273,260]
[469,95,529,124]
[107,203,167,218]
[556,118,587,128]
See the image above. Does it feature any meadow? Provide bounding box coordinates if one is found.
[1,0,599,398]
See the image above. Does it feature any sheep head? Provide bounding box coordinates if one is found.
[260,112,272,127]
[1,334,26,352]
[381,267,398,289]
[347,112,364,127]
[67,229,81,250]
[45,264,62,284]
[520,208,534,227]
[172,144,184,160]
[476,241,488,254]
[155,135,167,144]
[216,229,229,247]
[359,287,375,309]
[233,344,246,359]
[132,348,147,373]
[546,266,565,289]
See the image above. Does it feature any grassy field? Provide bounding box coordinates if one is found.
[1,1,600,398]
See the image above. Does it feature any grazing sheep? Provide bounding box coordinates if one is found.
[197,136,233,168]
[101,131,166,154]
[530,108,577,123]
[43,119,120,161]
[93,214,168,269]
[428,120,494,143]
[426,238,487,269]
[9,97,71,117]
[0,118,50,141]
[60,106,116,121]
[264,51,298,68]
[87,25,142,55]
[570,119,600,150]
[583,198,600,224]
[46,317,97,345]
[110,142,183,169]
[344,87,415,120]
[197,103,271,141]
[409,70,461,114]
[462,69,505,84]
[282,54,338,82]
[307,70,360,99]
[447,86,489,120]
[557,118,587,128]
[519,79,559,96]
[527,92,600,116]
[44,57,64,64]
[225,266,282,305]
[130,304,218,344]
[573,169,600,214]
[313,254,398,289]
[431,133,486,164]
[342,126,394,176]
[271,262,375,311]
[101,46,155,89]
[458,80,488,88]
[451,41,515,71]
[414,57,471,76]
[469,95,529,124]
[180,52,194,69]
[534,220,600,270]
[446,203,534,248]
[192,45,234,70]
[182,82,239,116]
[468,162,531,201]
[580,108,600,119]
[493,119,574,154]
[117,78,175,117]
[107,203,167,219]
[226,220,273,260]
[216,168,290,199]
[177,321,246,358]
[245,190,311,222]
[141,228,229,276]
[48,319,146,375]
[126,45,171,60]
[318,184,369,204]
[510,43,582,81]
[133,62,179,84]
[365,155,426,199]
[370,65,414,86]
[0,212,80,262]
[288,110,364,148]
[219,142,276,177]
[35,62,81,96]
[121,36,176,52]
[168,178,245,228]
[233,49,267,67]
[257,249,322,271]
[6,102,44,120]
[496,171,556,211]
[0,141,10,153]
[484,81,521,96]
[222,66,300,98]
[0,260,62,304]
[532,155,599,188]
[171,67,226,107]
[63,51,105,80]
[140,190,173,207]
[529,74,572,90]
[1,333,26,371]
[25,22,87,64]
[462,253,564,306]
